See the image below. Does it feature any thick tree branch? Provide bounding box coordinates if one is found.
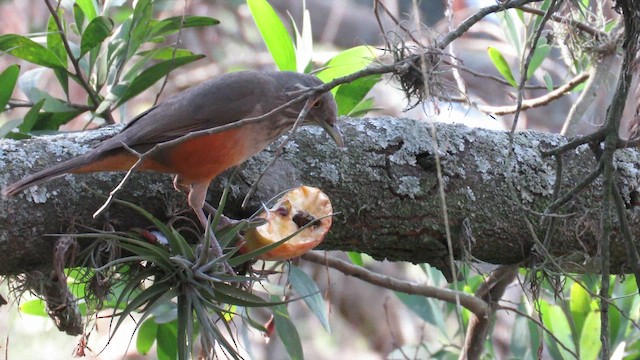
[2,117,640,275]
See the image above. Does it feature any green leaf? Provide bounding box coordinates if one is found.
[396,292,446,331]
[176,293,193,360]
[347,251,363,266]
[316,45,377,94]
[112,282,174,339]
[569,281,591,336]
[272,298,303,360]
[487,46,518,88]
[212,283,269,307]
[543,73,553,92]
[156,321,178,360]
[116,54,204,107]
[75,0,98,22]
[150,16,220,38]
[80,16,114,56]
[0,34,67,69]
[247,0,296,71]
[47,14,69,96]
[578,312,601,360]
[18,69,77,114]
[127,0,153,59]
[0,65,19,113]
[538,300,576,359]
[334,74,380,116]
[289,265,330,332]
[28,110,83,132]
[0,119,23,139]
[19,299,48,317]
[527,39,551,80]
[136,47,194,60]
[499,9,522,56]
[112,199,195,259]
[136,318,159,355]
[73,4,86,33]
[348,98,378,117]
[290,6,312,73]
[96,82,127,114]
[150,301,178,324]
[18,99,45,133]
[125,47,194,85]
[510,305,531,359]
[47,13,67,64]
[611,275,639,344]
[532,0,552,31]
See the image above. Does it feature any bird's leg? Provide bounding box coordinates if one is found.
[202,202,240,229]
[186,181,236,275]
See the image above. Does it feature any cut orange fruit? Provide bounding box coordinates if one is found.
[243,186,333,261]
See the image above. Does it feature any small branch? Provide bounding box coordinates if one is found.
[561,55,618,136]
[460,265,519,360]
[437,0,541,49]
[540,128,607,157]
[519,5,606,38]
[301,251,489,317]
[611,183,640,291]
[509,0,558,135]
[7,99,93,111]
[451,61,553,90]
[595,2,640,356]
[542,154,563,248]
[153,1,187,106]
[545,158,603,213]
[454,71,589,116]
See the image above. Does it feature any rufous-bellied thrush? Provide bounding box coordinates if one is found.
[2,71,343,229]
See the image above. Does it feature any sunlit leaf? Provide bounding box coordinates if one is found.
[334,74,380,116]
[136,318,159,355]
[499,9,522,56]
[19,299,48,317]
[487,46,518,88]
[538,300,576,359]
[316,45,377,94]
[0,34,66,69]
[347,251,363,266]
[247,0,296,71]
[75,0,97,22]
[578,312,601,360]
[569,281,591,336]
[289,5,312,73]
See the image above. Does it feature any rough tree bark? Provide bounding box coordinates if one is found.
[1,116,639,275]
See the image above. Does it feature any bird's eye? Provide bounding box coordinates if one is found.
[312,99,322,108]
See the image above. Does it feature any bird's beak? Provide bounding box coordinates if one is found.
[320,121,345,148]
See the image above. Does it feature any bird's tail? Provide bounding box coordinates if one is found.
[2,154,94,198]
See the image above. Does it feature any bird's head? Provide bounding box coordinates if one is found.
[273,72,344,148]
